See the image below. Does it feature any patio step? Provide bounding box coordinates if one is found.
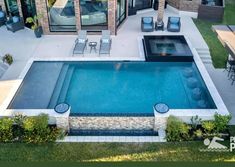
[57,65,75,104]
[48,64,69,108]
[196,48,213,64]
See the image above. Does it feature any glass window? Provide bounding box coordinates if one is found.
[80,0,108,31]
[128,0,152,10]
[4,0,19,16]
[116,0,126,27]
[47,0,76,32]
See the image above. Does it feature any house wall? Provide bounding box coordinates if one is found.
[179,0,201,12]
[0,0,6,11]
[167,0,201,12]
[0,0,126,35]
[35,0,50,34]
[36,0,118,35]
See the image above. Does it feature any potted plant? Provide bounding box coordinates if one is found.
[26,14,43,38]
[2,54,13,65]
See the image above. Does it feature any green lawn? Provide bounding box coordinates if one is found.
[0,141,234,162]
[193,0,235,68]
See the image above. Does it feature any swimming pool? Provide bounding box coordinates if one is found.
[8,61,216,116]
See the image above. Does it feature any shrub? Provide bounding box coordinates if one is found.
[13,114,26,140]
[202,121,215,135]
[190,115,202,130]
[180,123,191,140]
[194,129,203,139]
[23,114,64,143]
[166,116,190,142]
[2,54,13,65]
[0,117,14,142]
[228,126,235,136]
[214,113,232,133]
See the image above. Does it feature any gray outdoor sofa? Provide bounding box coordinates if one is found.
[6,16,24,32]
[141,17,154,32]
[167,17,181,32]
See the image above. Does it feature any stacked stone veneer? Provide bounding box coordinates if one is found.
[167,0,201,12]
[56,116,69,131]
[69,117,155,130]
[108,0,117,35]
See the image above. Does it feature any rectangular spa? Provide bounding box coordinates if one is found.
[143,35,194,62]
[8,61,216,116]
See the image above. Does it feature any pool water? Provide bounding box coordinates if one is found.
[9,61,216,116]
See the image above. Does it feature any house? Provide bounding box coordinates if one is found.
[0,0,224,35]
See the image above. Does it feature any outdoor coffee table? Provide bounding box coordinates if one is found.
[89,42,97,53]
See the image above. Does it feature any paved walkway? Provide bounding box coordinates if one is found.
[0,8,234,124]
[205,64,235,124]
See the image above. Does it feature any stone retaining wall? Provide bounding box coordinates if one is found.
[167,0,201,12]
[69,116,155,130]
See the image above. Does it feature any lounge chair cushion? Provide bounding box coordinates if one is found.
[0,11,4,18]
[78,38,86,43]
[102,39,110,43]
[12,16,20,23]
[170,17,180,24]
[143,17,152,24]
[73,42,86,54]
[100,43,110,54]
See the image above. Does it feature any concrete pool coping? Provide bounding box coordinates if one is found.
[0,35,230,142]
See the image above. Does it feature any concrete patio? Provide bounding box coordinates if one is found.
[0,8,234,124]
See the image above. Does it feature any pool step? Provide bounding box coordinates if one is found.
[57,65,75,103]
[48,64,69,108]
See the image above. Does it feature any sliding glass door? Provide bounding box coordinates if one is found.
[4,0,19,16]
[46,0,76,32]
[116,0,126,27]
[128,0,152,10]
[20,0,37,28]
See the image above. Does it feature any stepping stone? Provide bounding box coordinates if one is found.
[187,77,198,89]
[197,100,207,108]
[192,87,202,100]
[183,68,194,78]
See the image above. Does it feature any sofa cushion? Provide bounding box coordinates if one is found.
[143,17,152,24]
[169,24,179,30]
[170,17,180,24]
[0,11,5,18]
[12,16,20,23]
[143,24,153,30]
[6,24,12,29]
